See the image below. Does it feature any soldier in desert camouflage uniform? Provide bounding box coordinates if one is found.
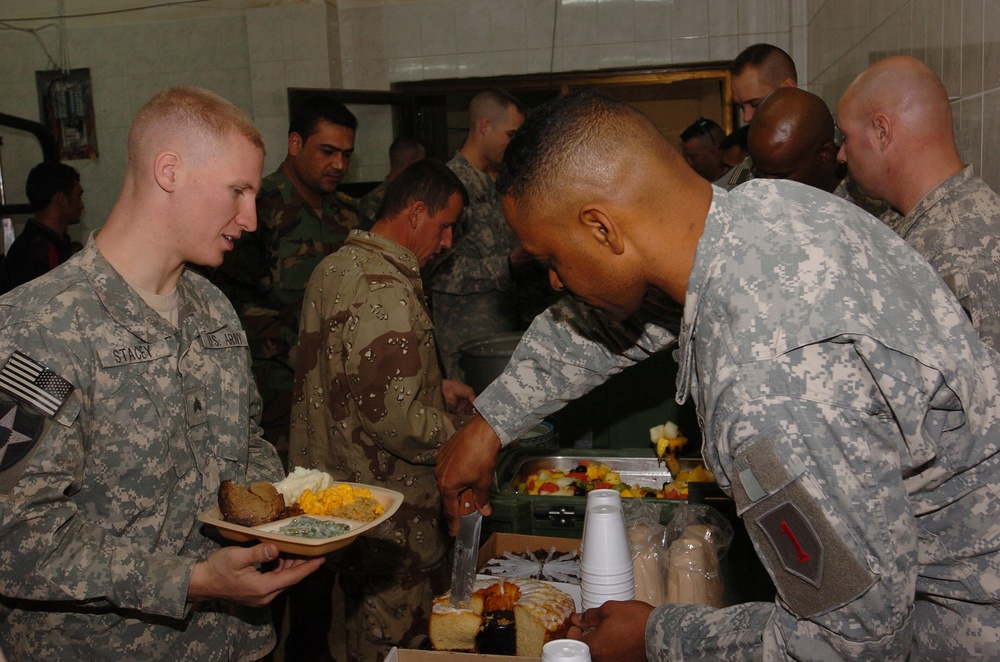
[213,96,364,456]
[436,91,1000,661]
[838,56,1000,350]
[0,87,322,661]
[290,159,474,662]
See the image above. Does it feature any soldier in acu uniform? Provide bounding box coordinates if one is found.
[290,159,474,662]
[436,91,1000,661]
[837,56,1000,350]
[213,95,364,457]
[0,87,323,661]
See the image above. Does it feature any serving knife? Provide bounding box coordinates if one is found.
[449,493,483,609]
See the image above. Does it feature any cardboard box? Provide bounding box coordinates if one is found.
[387,647,538,662]
[476,532,580,571]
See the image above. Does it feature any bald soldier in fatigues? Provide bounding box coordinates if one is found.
[290,159,474,662]
[0,87,322,660]
[838,56,1000,350]
[435,91,1000,660]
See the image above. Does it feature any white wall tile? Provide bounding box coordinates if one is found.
[672,0,710,39]
[598,0,636,44]
[553,44,602,71]
[526,2,558,49]
[672,36,710,63]
[634,0,672,43]
[558,0,599,47]
[600,41,637,67]
[455,52,494,77]
[635,38,673,65]
[454,0,493,53]
[420,1,458,57]
[423,54,460,79]
[708,0,740,37]
[491,49,528,76]
[490,0,527,52]
[384,3,423,59]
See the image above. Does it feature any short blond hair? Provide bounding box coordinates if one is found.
[127,86,264,168]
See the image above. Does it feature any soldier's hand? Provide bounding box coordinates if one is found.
[568,600,654,662]
[442,379,476,416]
[187,543,325,607]
[435,413,501,535]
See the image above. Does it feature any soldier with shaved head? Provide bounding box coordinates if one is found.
[838,56,1000,349]
[748,87,843,193]
[437,90,1000,661]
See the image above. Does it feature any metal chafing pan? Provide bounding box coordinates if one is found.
[505,454,704,491]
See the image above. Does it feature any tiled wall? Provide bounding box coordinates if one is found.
[807,0,1000,193]
[339,0,806,88]
[1,0,996,231]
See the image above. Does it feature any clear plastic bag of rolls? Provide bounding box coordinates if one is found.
[623,499,670,605]
[663,505,733,608]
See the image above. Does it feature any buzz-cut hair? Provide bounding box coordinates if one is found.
[730,43,798,85]
[377,158,468,221]
[388,136,426,170]
[469,88,526,125]
[496,90,660,216]
[127,86,264,167]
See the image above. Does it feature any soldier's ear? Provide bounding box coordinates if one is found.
[153,150,180,193]
[579,204,625,256]
[409,200,426,228]
[872,113,892,151]
[288,132,305,156]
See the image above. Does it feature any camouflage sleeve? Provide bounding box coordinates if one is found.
[477,294,681,444]
[645,602,773,661]
[694,342,924,658]
[338,276,456,464]
[426,204,512,295]
[0,328,195,620]
[932,246,1000,350]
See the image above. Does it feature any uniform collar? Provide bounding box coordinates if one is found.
[675,185,728,405]
[894,165,974,238]
[266,167,349,217]
[79,236,227,343]
[346,229,424,291]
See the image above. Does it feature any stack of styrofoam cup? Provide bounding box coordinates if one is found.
[579,492,635,610]
[542,639,591,662]
[580,489,622,555]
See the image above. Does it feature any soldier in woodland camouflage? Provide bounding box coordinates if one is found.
[435,91,1000,660]
[0,87,322,661]
[213,96,364,456]
[290,159,473,662]
[837,56,1000,350]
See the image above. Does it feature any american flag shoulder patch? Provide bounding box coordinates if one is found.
[0,351,75,418]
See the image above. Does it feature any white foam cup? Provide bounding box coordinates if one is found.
[586,489,622,511]
[580,584,636,610]
[580,489,623,554]
[579,567,635,586]
[542,639,592,662]
[580,504,632,572]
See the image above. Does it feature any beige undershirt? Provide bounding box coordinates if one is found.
[124,275,182,327]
